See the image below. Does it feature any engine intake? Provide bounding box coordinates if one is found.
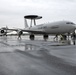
[0,30,5,33]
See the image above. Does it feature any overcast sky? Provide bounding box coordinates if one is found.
[0,0,76,28]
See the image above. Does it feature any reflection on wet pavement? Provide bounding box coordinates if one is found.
[0,36,76,75]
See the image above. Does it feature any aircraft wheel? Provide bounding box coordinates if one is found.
[43,35,48,40]
[30,35,35,40]
[60,35,67,40]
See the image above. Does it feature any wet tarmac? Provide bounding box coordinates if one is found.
[0,35,76,75]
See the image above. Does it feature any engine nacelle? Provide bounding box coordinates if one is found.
[0,29,5,33]
[17,30,23,35]
[0,29,7,36]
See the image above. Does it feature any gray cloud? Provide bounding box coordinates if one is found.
[0,0,76,28]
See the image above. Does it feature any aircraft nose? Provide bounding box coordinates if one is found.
[74,24,76,29]
[72,24,76,28]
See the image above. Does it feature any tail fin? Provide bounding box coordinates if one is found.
[24,19,28,28]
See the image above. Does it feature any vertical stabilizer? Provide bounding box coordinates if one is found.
[24,19,28,28]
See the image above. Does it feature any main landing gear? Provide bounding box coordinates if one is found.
[30,34,35,40]
[29,34,49,40]
[43,35,48,40]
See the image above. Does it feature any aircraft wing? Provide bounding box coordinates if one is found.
[3,28,46,34]
[22,29,46,34]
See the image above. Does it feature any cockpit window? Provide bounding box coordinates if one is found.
[66,22,74,24]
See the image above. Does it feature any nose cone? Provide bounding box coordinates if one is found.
[74,26,76,33]
[75,25,76,29]
[73,24,76,29]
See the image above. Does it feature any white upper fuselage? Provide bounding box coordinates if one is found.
[26,21,76,34]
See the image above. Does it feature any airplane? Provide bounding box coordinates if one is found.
[0,26,15,36]
[1,15,76,40]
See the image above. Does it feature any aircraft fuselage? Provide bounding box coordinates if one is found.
[28,21,76,34]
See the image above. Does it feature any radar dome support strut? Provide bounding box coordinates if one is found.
[24,15,42,27]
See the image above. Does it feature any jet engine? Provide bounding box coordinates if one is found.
[0,29,7,36]
[17,30,23,38]
[0,29,5,33]
[0,27,8,36]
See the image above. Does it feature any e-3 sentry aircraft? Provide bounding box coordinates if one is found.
[1,15,76,40]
